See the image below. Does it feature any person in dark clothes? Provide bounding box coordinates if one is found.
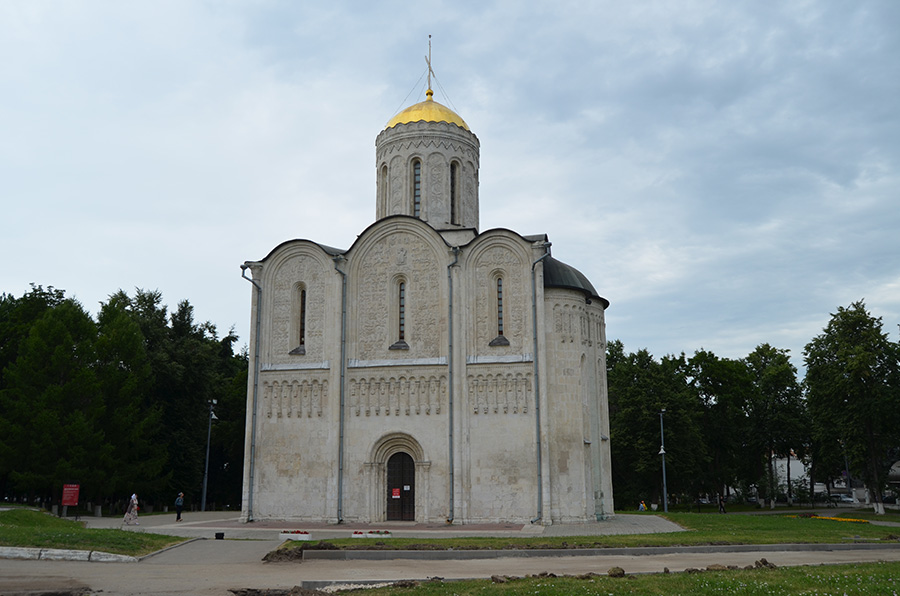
[175,492,184,522]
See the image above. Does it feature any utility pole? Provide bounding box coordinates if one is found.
[201,399,217,512]
[659,408,668,513]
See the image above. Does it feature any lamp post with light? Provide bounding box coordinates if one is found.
[659,408,668,513]
[201,399,218,512]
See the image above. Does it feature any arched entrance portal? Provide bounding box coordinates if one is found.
[387,452,415,520]
[366,432,430,523]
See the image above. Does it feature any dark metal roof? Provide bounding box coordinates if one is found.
[543,256,609,308]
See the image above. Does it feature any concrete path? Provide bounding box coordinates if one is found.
[3,539,900,596]
[73,509,687,540]
[1,511,899,595]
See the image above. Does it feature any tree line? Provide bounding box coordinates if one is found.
[0,285,247,513]
[608,300,900,514]
[2,285,897,516]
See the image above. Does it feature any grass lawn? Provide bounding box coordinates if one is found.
[0,508,184,557]
[355,561,900,595]
[279,511,899,552]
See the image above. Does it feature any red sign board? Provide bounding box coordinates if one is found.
[62,484,80,507]
[391,488,401,499]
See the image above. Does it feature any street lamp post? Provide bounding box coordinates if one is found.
[201,399,217,512]
[659,408,668,513]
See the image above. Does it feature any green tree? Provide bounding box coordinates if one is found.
[0,286,69,497]
[804,301,900,514]
[119,289,246,508]
[94,292,169,500]
[0,285,67,387]
[607,342,707,507]
[744,344,806,508]
[0,299,108,502]
[1,285,247,511]
[687,350,752,500]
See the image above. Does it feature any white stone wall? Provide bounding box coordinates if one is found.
[241,113,612,525]
[543,289,614,520]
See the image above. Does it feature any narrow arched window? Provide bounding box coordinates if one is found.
[450,162,459,225]
[290,284,307,355]
[380,164,388,205]
[298,288,307,346]
[390,279,409,350]
[398,282,406,341]
[412,160,421,218]
[489,275,510,347]
[496,277,504,337]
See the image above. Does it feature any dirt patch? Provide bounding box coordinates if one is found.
[0,591,90,596]
[0,576,92,596]
[263,541,339,562]
[262,547,304,562]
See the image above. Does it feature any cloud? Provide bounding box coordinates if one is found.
[1,0,898,370]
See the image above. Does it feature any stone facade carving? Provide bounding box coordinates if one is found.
[466,368,532,414]
[349,373,446,416]
[552,302,608,350]
[463,161,478,229]
[388,155,405,215]
[353,229,443,359]
[266,250,328,363]
[470,241,528,354]
[553,302,578,344]
[262,377,327,418]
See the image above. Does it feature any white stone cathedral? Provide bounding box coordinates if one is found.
[240,85,614,525]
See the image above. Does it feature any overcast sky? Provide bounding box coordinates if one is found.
[3,1,898,373]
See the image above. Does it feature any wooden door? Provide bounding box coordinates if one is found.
[386,452,415,521]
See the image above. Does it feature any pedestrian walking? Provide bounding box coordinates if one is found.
[175,492,184,522]
[718,494,727,514]
[123,494,139,525]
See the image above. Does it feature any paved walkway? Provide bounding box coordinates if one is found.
[1,511,899,595]
[75,509,687,540]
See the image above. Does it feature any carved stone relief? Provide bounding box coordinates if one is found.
[472,244,526,351]
[389,155,404,215]
[270,256,325,361]
[348,373,446,416]
[378,137,479,167]
[464,162,478,226]
[427,153,445,221]
[466,369,532,414]
[580,309,606,348]
[355,230,442,358]
[551,302,606,349]
[262,378,327,418]
[553,303,579,344]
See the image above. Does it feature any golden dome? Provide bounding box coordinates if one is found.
[385,89,470,131]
